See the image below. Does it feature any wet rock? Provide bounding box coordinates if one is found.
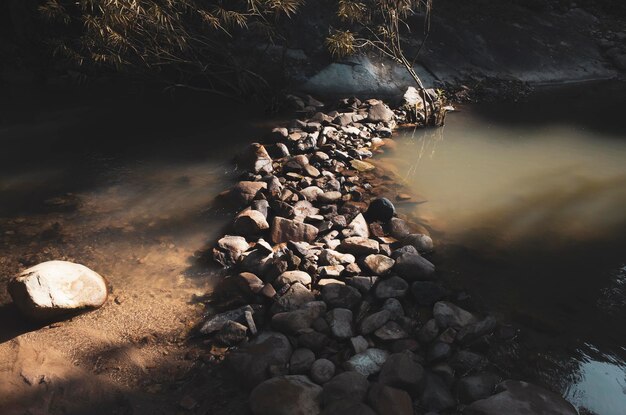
[237,143,273,174]
[276,271,312,287]
[215,320,248,346]
[359,309,391,335]
[326,308,354,339]
[231,181,267,205]
[375,276,409,299]
[249,375,322,415]
[456,373,499,404]
[290,348,316,375]
[433,301,478,329]
[363,254,395,275]
[274,282,315,312]
[394,252,436,281]
[234,209,270,236]
[403,233,434,252]
[200,305,254,334]
[465,380,578,415]
[321,371,370,406]
[367,383,413,415]
[345,348,389,377]
[411,281,449,306]
[366,102,395,123]
[8,260,108,320]
[227,331,293,389]
[320,401,377,415]
[271,217,319,244]
[338,237,380,255]
[420,372,457,412]
[321,283,362,309]
[374,321,408,340]
[310,359,335,384]
[378,351,424,395]
[365,197,395,222]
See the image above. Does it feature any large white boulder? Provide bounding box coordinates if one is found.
[8,260,108,319]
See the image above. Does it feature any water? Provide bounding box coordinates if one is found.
[385,81,626,415]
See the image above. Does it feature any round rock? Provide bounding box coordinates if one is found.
[310,359,336,384]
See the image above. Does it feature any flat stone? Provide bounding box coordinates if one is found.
[249,375,322,415]
[345,348,389,377]
[375,276,409,299]
[318,191,343,203]
[339,237,380,255]
[350,160,375,172]
[8,260,108,319]
[363,254,395,275]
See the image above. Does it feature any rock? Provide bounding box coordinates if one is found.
[350,160,375,172]
[276,271,312,287]
[321,283,362,309]
[382,298,404,319]
[249,375,322,415]
[215,320,248,346]
[321,371,370,406]
[200,305,253,334]
[237,143,273,174]
[319,249,355,266]
[345,348,389,377]
[378,351,424,395]
[294,200,320,219]
[456,373,499,404]
[403,233,434,252]
[217,235,249,262]
[300,186,324,202]
[346,276,378,294]
[271,217,319,244]
[374,321,408,341]
[326,308,354,339]
[351,335,369,354]
[411,281,449,306]
[345,213,370,238]
[318,265,344,278]
[393,252,436,281]
[359,310,391,335]
[269,127,289,142]
[420,372,457,412]
[427,342,452,364]
[227,331,293,389]
[366,102,395,123]
[321,401,377,415]
[274,283,316,312]
[310,359,335,384]
[449,350,486,373]
[389,218,412,239]
[375,276,409,299]
[433,301,478,329]
[318,191,343,203]
[465,380,578,415]
[363,254,395,275]
[8,261,108,319]
[234,209,270,236]
[338,237,380,255]
[231,181,267,205]
[391,245,418,259]
[290,348,316,375]
[367,383,413,415]
[417,319,439,344]
[365,197,395,222]
[298,330,329,352]
[456,316,498,344]
[235,272,264,294]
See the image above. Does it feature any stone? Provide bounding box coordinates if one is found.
[200,305,253,334]
[378,351,424,395]
[345,213,370,238]
[318,265,344,278]
[318,191,343,203]
[298,330,329,352]
[391,245,418,259]
[365,197,395,222]
[411,281,449,306]
[375,276,409,299]
[274,283,315,312]
[8,261,108,319]
[338,237,380,255]
[433,301,478,329]
[449,350,486,373]
[374,321,408,341]
[290,348,316,375]
[382,298,404,319]
[237,143,273,174]
[319,249,355,266]
[234,209,270,236]
[321,371,370,406]
[326,308,354,339]
[227,331,293,389]
[367,383,413,415]
[346,276,377,294]
[321,401,377,415]
[420,372,457,412]
[276,271,312,287]
[393,252,436,281]
[300,186,324,202]
[321,283,362,309]
[235,272,264,294]
[456,373,499,404]
[359,310,391,335]
[317,278,344,286]
[310,359,335,384]
[271,217,319,244]
[351,335,369,354]
[215,320,248,346]
[417,319,439,344]
[427,342,452,363]
[465,380,578,415]
[363,254,395,275]
[231,181,267,205]
[249,375,322,415]
[403,233,434,252]
[345,348,389,377]
[350,160,375,172]
[366,102,395,123]
[217,235,249,261]
[456,316,498,344]
[389,218,412,239]
[294,200,320,219]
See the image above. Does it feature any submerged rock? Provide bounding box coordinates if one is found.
[8,260,108,319]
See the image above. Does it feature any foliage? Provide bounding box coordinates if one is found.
[38,0,305,96]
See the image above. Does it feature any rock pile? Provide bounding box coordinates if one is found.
[203,96,577,415]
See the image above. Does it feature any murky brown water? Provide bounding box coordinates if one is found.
[384,81,626,415]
